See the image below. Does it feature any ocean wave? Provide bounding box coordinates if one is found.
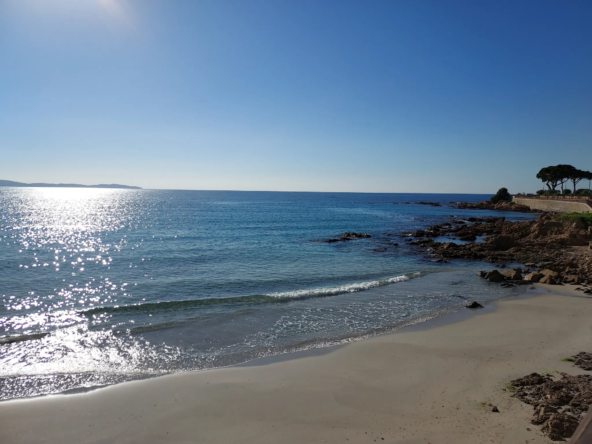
[81,272,423,317]
[267,273,419,298]
[0,332,49,345]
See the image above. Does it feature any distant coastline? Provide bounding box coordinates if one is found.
[0,180,142,190]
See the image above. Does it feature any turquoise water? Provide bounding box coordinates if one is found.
[0,188,536,399]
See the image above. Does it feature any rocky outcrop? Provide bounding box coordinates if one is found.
[567,352,592,371]
[404,213,592,285]
[509,372,592,441]
[416,202,442,207]
[452,201,540,213]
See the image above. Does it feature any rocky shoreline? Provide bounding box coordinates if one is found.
[451,200,540,213]
[402,212,592,288]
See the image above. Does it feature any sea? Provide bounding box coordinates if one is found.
[0,188,538,400]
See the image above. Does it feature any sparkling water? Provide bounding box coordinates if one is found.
[0,188,536,399]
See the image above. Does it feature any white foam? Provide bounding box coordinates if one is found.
[266,273,419,299]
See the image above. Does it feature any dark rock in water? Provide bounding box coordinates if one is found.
[416,202,442,207]
[321,232,371,243]
[484,270,504,282]
[466,301,484,309]
[459,234,477,241]
[500,282,515,288]
[477,271,487,278]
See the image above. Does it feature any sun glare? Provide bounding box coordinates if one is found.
[96,0,128,21]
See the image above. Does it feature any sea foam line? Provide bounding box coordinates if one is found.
[266,272,420,299]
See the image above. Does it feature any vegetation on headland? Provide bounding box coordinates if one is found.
[557,212,592,227]
[536,165,592,195]
[489,187,511,204]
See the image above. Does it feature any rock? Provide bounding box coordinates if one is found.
[459,234,477,241]
[416,202,441,207]
[322,232,371,243]
[477,271,487,278]
[490,235,516,251]
[484,270,504,283]
[542,412,580,441]
[524,272,543,283]
[510,372,592,440]
[466,301,484,309]
[572,219,586,230]
[492,406,499,412]
[563,275,581,284]
[501,269,522,280]
[569,352,592,371]
[540,269,559,278]
[539,275,557,285]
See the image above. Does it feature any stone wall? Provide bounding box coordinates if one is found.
[513,197,592,213]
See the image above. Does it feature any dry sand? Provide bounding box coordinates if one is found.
[2,286,592,444]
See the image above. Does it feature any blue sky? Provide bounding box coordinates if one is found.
[1,0,591,193]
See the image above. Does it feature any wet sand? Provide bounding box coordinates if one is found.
[1,286,591,444]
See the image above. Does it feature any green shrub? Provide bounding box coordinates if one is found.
[557,213,592,227]
[575,189,592,196]
[490,187,511,203]
[563,189,572,195]
[537,189,561,196]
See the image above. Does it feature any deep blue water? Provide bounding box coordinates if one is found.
[0,189,537,400]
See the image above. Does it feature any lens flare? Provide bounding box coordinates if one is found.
[97,0,127,20]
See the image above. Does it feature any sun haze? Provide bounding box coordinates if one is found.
[1,0,591,193]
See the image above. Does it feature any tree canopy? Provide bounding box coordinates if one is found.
[536,165,591,193]
[490,187,511,203]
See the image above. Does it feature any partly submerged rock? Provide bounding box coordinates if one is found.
[466,301,484,309]
[321,232,371,243]
[484,270,504,283]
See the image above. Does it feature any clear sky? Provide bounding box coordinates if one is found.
[1,0,591,193]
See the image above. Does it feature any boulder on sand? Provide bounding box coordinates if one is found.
[501,269,522,280]
[524,272,543,283]
[540,269,559,278]
[466,301,484,309]
[539,275,557,285]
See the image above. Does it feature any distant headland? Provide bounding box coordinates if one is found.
[0,180,142,190]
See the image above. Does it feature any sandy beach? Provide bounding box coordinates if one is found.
[1,286,591,444]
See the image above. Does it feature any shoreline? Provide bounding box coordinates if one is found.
[0,273,528,402]
[2,286,591,443]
